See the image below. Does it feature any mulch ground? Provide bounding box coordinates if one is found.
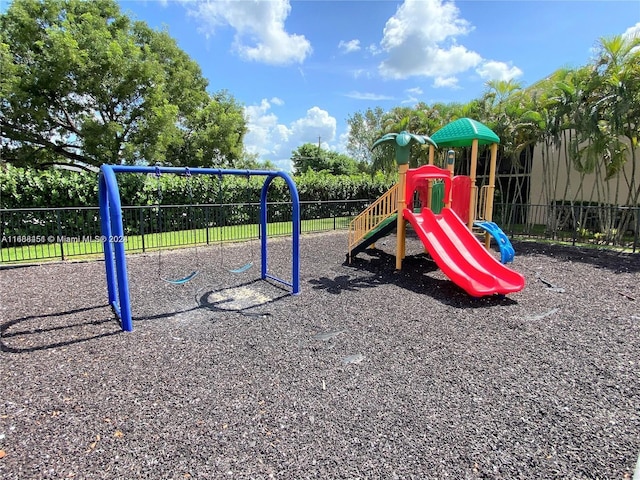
[1,231,639,479]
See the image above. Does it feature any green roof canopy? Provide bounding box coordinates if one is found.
[431,118,500,147]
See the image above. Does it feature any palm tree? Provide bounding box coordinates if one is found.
[594,34,640,198]
[526,33,639,242]
[589,33,640,239]
[473,79,532,221]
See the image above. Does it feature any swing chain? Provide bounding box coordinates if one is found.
[185,167,194,203]
[215,173,254,274]
[217,174,225,267]
[155,166,163,204]
[155,166,163,278]
[154,166,200,285]
[245,173,257,260]
[184,167,199,254]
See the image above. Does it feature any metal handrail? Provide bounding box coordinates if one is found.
[476,185,490,221]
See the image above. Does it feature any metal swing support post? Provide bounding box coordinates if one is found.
[98,164,301,332]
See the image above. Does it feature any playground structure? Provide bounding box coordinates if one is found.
[348,118,525,297]
[99,165,301,331]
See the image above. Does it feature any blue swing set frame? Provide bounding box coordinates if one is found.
[99,165,301,332]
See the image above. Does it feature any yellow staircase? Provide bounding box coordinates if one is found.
[348,184,399,261]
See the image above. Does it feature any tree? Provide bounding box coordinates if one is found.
[329,151,367,175]
[235,150,278,170]
[346,107,388,174]
[346,103,486,177]
[163,90,247,168]
[292,143,327,173]
[0,0,247,171]
[291,143,363,175]
[591,34,640,202]
[584,33,640,239]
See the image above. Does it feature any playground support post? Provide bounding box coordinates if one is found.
[446,150,455,208]
[259,175,301,294]
[468,138,479,230]
[485,143,498,248]
[99,166,133,330]
[426,144,436,210]
[396,163,409,270]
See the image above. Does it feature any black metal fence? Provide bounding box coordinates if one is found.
[1,201,638,263]
[0,200,367,263]
[493,203,640,251]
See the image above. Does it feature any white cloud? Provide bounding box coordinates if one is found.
[188,0,312,65]
[291,107,336,145]
[351,68,373,79]
[270,97,285,106]
[367,43,382,56]
[623,22,640,54]
[244,100,337,171]
[623,22,640,40]
[377,0,481,79]
[344,91,395,101]
[476,60,523,82]
[433,76,459,88]
[243,99,282,157]
[401,87,424,105]
[338,39,361,54]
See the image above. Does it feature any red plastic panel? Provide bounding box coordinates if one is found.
[405,165,451,211]
[451,175,471,223]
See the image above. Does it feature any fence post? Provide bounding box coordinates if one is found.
[56,210,65,260]
[140,208,146,253]
[205,207,210,245]
[571,204,577,246]
[633,207,640,253]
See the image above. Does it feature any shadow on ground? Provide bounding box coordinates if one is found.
[333,248,517,309]
[0,305,120,353]
[514,241,640,273]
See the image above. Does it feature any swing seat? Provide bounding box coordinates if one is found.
[161,270,199,285]
[229,262,253,274]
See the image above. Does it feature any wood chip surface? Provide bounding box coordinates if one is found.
[1,232,639,478]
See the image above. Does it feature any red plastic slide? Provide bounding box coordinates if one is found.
[403,208,525,297]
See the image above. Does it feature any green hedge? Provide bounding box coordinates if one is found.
[1,165,395,240]
[0,164,394,208]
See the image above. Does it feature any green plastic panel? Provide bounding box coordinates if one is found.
[364,213,397,240]
[431,181,445,214]
[431,118,500,147]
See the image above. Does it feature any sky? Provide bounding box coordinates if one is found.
[109,1,639,169]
